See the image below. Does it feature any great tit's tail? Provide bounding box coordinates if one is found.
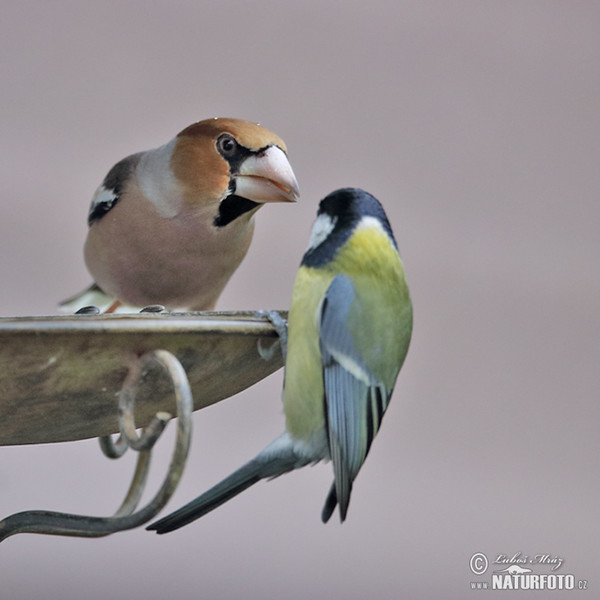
[147,434,309,534]
[321,484,339,523]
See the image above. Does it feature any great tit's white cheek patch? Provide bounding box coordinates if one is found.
[307,214,337,252]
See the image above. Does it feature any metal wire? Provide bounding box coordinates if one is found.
[0,349,193,541]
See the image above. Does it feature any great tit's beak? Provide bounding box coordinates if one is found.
[236,146,299,203]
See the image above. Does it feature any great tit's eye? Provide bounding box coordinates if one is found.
[217,134,238,157]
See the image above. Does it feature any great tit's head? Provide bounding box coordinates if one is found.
[302,188,397,267]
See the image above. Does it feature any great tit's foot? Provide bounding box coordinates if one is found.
[255,310,288,362]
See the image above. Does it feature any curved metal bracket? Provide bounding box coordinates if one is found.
[0,349,193,542]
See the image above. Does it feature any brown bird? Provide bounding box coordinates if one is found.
[62,117,299,312]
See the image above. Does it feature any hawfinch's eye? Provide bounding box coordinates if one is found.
[217,134,237,157]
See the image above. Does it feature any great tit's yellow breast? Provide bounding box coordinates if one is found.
[283,266,332,440]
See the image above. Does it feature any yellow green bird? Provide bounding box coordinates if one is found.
[148,187,412,533]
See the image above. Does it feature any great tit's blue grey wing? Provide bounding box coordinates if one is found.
[319,275,388,522]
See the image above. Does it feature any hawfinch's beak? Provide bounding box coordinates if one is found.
[236,146,300,204]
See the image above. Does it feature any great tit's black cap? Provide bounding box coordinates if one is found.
[302,188,397,268]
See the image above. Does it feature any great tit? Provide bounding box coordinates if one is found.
[61,118,299,313]
[148,187,412,533]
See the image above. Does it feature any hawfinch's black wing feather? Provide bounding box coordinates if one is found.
[87,153,142,225]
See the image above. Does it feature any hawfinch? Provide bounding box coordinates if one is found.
[62,118,299,312]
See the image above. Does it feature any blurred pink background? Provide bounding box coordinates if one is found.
[1,2,599,598]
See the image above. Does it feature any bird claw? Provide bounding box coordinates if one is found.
[255,310,288,362]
